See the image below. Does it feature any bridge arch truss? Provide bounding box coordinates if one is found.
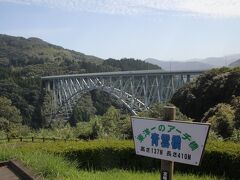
[42,70,203,119]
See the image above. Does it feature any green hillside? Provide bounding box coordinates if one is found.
[0,34,161,128]
[0,34,102,66]
[171,67,240,120]
[171,67,240,138]
[0,34,160,76]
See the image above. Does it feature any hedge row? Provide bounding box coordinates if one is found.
[16,140,240,179]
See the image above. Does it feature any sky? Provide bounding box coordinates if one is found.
[1,0,240,61]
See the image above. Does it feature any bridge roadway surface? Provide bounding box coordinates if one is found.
[41,69,205,79]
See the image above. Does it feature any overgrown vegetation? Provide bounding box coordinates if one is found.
[0,144,220,180]
[0,103,190,140]
[0,139,237,179]
[171,67,240,138]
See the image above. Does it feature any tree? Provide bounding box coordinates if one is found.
[139,102,190,121]
[72,94,96,124]
[0,96,22,131]
[171,67,240,121]
[41,92,53,127]
[99,106,120,137]
[230,96,240,129]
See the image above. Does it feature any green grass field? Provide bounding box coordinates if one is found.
[0,142,224,180]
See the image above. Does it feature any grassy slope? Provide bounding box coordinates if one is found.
[0,143,221,180]
[1,139,237,179]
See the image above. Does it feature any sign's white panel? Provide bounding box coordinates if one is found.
[132,117,210,166]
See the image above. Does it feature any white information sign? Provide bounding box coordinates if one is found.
[132,117,210,166]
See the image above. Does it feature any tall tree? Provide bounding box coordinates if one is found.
[0,96,22,131]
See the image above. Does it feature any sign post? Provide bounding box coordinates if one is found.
[131,106,210,180]
[160,106,175,180]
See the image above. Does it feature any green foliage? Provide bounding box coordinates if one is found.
[98,106,120,137]
[0,144,221,180]
[0,145,82,179]
[91,90,129,116]
[139,103,190,121]
[41,91,53,127]
[34,125,75,139]
[0,106,131,140]
[0,96,22,123]
[0,117,9,131]
[74,121,96,140]
[231,96,240,128]
[0,34,102,68]
[0,96,22,131]
[84,106,132,139]
[72,93,96,124]
[7,125,33,138]
[209,106,234,138]
[0,72,42,127]
[0,130,6,139]
[103,58,161,71]
[228,129,240,142]
[171,67,240,120]
[202,103,235,138]
[207,130,223,141]
[5,139,239,179]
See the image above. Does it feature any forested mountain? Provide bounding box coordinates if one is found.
[0,34,102,66]
[0,34,160,75]
[0,34,161,128]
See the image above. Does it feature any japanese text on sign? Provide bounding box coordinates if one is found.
[132,117,210,166]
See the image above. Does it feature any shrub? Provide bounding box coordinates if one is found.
[202,103,235,138]
[139,103,191,121]
[34,125,75,139]
[229,129,240,142]
[7,125,33,138]
[13,139,240,179]
[231,96,240,129]
[74,121,95,140]
[88,107,132,139]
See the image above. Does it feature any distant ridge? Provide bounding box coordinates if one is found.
[229,59,240,67]
[145,54,240,71]
[199,53,240,67]
[145,58,213,71]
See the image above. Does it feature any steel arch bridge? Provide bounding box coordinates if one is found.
[41,69,204,119]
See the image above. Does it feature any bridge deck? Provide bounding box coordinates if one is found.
[41,69,205,80]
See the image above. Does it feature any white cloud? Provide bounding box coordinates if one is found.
[1,0,240,18]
